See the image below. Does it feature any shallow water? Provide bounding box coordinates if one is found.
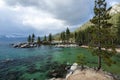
[0,41,120,80]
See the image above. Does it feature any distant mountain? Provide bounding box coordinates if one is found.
[53,4,120,40]
[75,3,120,32]
[0,34,27,39]
[109,4,120,15]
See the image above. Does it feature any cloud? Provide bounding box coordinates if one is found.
[0,0,120,36]
[4,0,95,25]
[0,0,68,36]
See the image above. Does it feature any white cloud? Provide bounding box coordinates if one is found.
[0,2,68,35]
[9,5,67,31]
[0,0,5,8]
[0,0,120,36]
[21,7,66,30]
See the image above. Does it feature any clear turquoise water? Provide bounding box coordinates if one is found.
[0,39,120,80]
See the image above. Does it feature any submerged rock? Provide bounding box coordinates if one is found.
[47,62,68,78]
[1,58,14,63]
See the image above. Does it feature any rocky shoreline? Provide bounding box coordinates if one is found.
[12,42,79,48]
[12,43,37,48]
[48,63,120,80]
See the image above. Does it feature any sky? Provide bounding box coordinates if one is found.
[0,0,120,37]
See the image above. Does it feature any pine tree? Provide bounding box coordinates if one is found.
[32,33,35,43]
[116,15,120,44]
[37,36,41,46]
[27,35,31,43]
[60,31,66,43]
[43,35,47,41]
[48,33,52,43]
[76,54,86,70]
[76,31,85,45]
[74,32,77,43]
[90,0,116,70]
[66,28,70,43]
[84,27,93,45]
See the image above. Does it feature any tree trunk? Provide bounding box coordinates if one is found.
[97,56,101,71]
[98,39,102,71]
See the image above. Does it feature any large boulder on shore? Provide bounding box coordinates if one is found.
[49,63,116,80]
[49,78,65,80]
[67,68,115,80]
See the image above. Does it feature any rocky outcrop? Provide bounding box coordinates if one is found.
[66,63,78,79]
[12,43,37,48]
[67,68,115,80]
[109,4,120,15]
[49,63,117,80]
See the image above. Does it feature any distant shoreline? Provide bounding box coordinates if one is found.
[12,41,79,48]
[81,45,120,54]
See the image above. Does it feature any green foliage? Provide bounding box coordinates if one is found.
[116,15,120,44]
[37,36,41,45]
[90,0,116,70]
[27,35,31,43]
[77,54,86,65]
[48,33,52,42]
[43,35,47,41]
[74,32,77,42]
[74,27,92,45]
[60,31,66,43]
[75,31,84,44]
[66,27,70,43]
[31,33,35,43]
[76,54,86,69]
[75,21,93,32]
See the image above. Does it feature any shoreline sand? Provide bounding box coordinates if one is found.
[81,45,120,53]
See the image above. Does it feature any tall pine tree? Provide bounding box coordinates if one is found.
[43,35,47,41]
[27,35,31,43]
[74,32,77,43]
[66,28,70,43]
[37,36,41,46]
[31,33,35,43]
[60,31,66,43]
[48,33,53,43]
[90,0,116,70]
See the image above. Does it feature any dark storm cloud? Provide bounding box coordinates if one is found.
[0,0,120,36]
[4,0,120,25]
[4,0,95,25]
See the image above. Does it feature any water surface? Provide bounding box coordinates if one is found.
[0,39,120,80]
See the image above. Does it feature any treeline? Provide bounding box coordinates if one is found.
[58,27,94,45]
[73,14,120,46]
[59,27,91,45]
[27,33,53,45]
[27,14,120,47]
[58,14,120,46]
[74,27,92,46]
[60,28,71,44]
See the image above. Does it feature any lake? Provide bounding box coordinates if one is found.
[0,38,120,80]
